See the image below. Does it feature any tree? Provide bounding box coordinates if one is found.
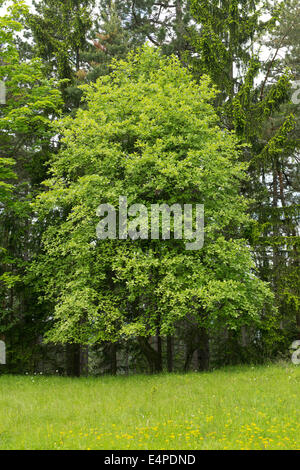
[260,0,300,339]
[0,0,62,372]
[31,47,274,373]
[82,0,137,82]
[188,0,299,355]
[24,0,194,372]
[129,0,192,58]
[26,0,94,110]
[82,0,193,83]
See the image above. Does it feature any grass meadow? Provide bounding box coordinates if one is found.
[0,363,299,450]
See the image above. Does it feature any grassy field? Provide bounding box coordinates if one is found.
[0,363,299,450]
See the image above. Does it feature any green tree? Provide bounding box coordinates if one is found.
[0,0,62,372]
[82,0,193,83]
[24,0,97,374]
[259,0,300,339]
[188,0,299,354]
[129,0,192,58]
[26,0,94,110]
[82,0,136,82]
[31,47,274,372]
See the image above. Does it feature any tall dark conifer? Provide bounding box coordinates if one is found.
[188,0,299,354]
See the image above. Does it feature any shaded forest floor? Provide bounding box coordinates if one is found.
[0,363,299,450]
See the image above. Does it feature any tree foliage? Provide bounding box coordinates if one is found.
[31,48,274,362]
[0,0,62,371]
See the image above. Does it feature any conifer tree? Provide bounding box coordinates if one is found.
[188,0,299,351]
[27,0,94,110]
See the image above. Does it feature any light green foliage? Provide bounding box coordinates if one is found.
[32,47,273,346]
[0,0,63,369]
[0,157,16,202]
[0,0,62,255]
[0,0,62,192]
[0,0,21,201]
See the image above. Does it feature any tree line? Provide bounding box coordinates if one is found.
[0,0,299,375]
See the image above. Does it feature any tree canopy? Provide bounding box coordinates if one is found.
[31,48,273,362]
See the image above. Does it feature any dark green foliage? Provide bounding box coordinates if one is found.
[1,0,299,374]
[188,0,300,353]
[26,0,94,110]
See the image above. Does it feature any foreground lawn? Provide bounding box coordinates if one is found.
[0,363,299,450]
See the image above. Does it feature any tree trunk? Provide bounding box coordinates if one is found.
[167,336,173,372]
[138,336,162,373]
[175,0,185,59]
[197,328,209,371]
[272,164,280,302]
[66,343,81,377]
[110,343,117,375]
[156,334,163,372]
[184,345,194,372]
[296,314,300,340]
[80,345,89,376]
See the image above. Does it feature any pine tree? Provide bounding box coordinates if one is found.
[26,0,94,111]
[82,0,136,82]
[188,1,299,354]
[259,0,300,339]
[129,0,192,58]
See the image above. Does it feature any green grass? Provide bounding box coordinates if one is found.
[0,363,299,450]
